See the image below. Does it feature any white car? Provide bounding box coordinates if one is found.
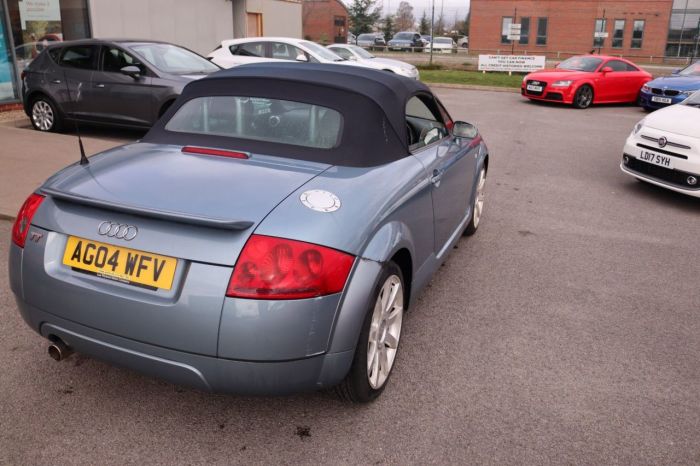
[326,44,420,80]
[424,37,457,53]
[207,37,376,71]
[621,91,700,197]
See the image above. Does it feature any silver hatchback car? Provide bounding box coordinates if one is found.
[10,63,489,402]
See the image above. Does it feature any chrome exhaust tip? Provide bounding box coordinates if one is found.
[48,339,73,361]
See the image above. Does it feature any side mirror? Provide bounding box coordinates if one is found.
[120,65,141,78]
[295,53,308,62]
[601,66,613,74]
[671,68,681,75]
[452,121,478,139]
[349,55,357,61]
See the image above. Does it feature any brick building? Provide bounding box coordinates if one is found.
[470,0,675,59]
[302,0,349,44]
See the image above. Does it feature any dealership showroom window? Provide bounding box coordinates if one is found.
[0,0,90,103]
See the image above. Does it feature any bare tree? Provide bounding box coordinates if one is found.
[395,1,415,32]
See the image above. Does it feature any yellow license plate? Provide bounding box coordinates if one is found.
[62,236,177,290]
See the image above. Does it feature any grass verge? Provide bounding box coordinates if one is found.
[419,69,524,88]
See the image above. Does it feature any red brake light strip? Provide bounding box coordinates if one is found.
[181,146,249,159]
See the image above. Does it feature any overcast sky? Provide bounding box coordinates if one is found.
[345,0,471,22]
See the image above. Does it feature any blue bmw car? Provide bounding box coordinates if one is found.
[639,61,700,110]
[9,63,489,402]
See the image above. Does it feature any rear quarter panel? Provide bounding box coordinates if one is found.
[252,155,434,354]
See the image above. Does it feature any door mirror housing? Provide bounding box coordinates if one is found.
[600,66,613,74]
[452,121,479,139]
[295,53,308,62]
[671,68,681,75]
[120,65,141,78]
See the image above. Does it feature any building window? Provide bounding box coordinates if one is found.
[593,18,607,47]
[631,20,645,49]
[519,17,530,45]
[501,16,513,44]
[536,17,547,45]
[334,16,345,27]
[612,19,625,48]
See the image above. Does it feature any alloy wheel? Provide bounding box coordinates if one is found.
[367,274,404,389]
[32,100,54,131]
[473,169,486,228]
[577,87,593,108]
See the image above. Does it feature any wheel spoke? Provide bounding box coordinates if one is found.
[384,282,400,315]
[371,347,380,380]
[367,341,377,371]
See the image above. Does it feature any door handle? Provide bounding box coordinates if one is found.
[95,83,105,88]
[50,79,61,84]
[431,168,443,186]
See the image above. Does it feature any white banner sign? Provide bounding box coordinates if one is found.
[478,55,546,73]
[18,0,62,29]
[594,32,609,38]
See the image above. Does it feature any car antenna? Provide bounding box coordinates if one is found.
[61,70,89,165]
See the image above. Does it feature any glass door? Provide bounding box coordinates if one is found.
[0,1,18,102]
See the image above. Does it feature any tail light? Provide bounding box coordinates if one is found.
[12,193,45,248]
[227,235,355,300]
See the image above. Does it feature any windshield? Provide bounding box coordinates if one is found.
[394,33,414,40]
[435,38,453,44]
[349,45,374,58]
[557,56,603,72]
[358,34,375,40]
[682,90,700,106]
[166,96,343,149]
[300,41,343,62]
[678,62,700,77]
[128,43,219,74]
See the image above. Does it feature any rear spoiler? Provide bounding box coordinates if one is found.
[41,187,255,231]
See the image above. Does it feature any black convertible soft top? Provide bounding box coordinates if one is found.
[142,62,433,167]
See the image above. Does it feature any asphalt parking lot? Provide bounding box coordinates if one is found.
[2,88,700,465]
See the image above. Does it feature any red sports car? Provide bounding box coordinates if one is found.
[521,55,652,109]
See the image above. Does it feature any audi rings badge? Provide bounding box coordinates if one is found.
[98,221,138,241]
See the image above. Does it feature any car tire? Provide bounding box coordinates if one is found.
[336,261,405,403]
[573,85,594,109]
[464,167,486,236]
[29,95,63,132]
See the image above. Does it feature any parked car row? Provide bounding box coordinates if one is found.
[521,55,700,112]
[22,37,418,133]
[519,53,700,199]
[348,32,467,51]
[208,37,418,79]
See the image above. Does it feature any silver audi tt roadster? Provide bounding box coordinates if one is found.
[9,63,489,402]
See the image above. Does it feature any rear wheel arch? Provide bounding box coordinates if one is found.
[25,91,58,115]
[390,248,413,310]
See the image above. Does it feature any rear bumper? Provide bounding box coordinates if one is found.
[15,297,354,395]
